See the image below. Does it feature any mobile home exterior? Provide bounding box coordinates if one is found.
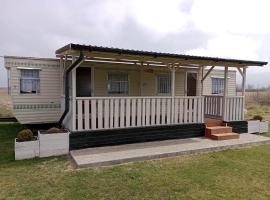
[5,43,268,148]
[5,56,237,125]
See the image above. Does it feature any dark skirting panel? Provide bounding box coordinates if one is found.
[70,124,205,150]
[224,121,248,133]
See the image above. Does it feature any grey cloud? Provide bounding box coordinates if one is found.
[0,0,269,88]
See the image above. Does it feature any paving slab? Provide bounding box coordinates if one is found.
[70,133,270,168]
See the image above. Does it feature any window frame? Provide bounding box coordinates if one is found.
[211,77,224,95]
[156,74,171,95]
[19,69,40,94]
[107,72,129,95]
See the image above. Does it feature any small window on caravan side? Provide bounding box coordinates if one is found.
[157,74,171,95]
[107,73,129,94]
[211,77,224,95]
[20,69,40,94]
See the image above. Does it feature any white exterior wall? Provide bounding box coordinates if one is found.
[86,62,236,97]
[87,62,188,96]
[5,57,61,124]
[203,69,236,96]
[6,57,237,125]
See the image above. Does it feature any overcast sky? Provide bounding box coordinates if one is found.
[0,0,270,88]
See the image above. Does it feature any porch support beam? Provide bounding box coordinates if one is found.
[222,66,229,121]
[242,67,246,96]
[171,66,176,123]
[197,66,203,96]
[140,61,143,95]
[237,67,244,78]
[242,67,247,119]
[72,56,77,131]
[71,55,85,130]
[171,66,175,98]
[202,66,215,82]
[91,66,95,96]
[200,66,205,96]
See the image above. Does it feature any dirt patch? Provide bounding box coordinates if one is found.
[245,103,270,121]
[0,88,13,117]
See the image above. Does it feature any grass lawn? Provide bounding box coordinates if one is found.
[0,123,270,200]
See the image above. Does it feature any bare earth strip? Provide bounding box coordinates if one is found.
[0,88,13,117]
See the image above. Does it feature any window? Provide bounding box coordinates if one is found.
[157,74,171,94]
[107,73,128,94]
[212,78,224,94]
[20,69,40,94]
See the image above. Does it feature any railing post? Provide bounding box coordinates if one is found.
[242,68,246,120]
[72,67,76,131]
[201,96,205,123]
[223,67,228,121]
[171,66,175,124]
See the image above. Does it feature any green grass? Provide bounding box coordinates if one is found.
[1,123,270,199]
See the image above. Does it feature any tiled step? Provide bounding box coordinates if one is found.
[210,133,240,140]
[205,119,224,127]
[205,126,233,137]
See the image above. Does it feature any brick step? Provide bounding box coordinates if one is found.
[205,119,224,127]
[205,126,233,137]
[210,133,240,140]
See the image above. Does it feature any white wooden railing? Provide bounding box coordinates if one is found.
[73,96,204,131]
[204,95,244,121]
[224,96,244,121]
[204,95,223,119]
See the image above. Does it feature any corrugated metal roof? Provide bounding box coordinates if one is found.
[56,43,268,66]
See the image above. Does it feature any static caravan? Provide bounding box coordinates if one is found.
[5,43,268,149]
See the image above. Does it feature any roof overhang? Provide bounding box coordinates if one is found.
[56,43,268,68]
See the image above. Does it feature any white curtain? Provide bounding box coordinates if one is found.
[20,69,40,93]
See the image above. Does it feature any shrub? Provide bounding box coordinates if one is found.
[17,129,34,142]
[253,115,263,121]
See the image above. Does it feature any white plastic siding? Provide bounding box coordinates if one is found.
[5,57,61,124]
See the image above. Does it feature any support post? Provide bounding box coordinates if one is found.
[202,66,215,82]
[242,67,246,120]
[197,66,203,96]
[242,67,246,96]
[72,56,77,131]
[59,56,64,96]
[140,62,143,96]
[171,66,175,123]
[171,66,175,98]
[91,66,95,96]
[223,66,228,121]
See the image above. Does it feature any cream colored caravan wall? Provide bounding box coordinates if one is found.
[87,62,187,96]
[202,69,236,96]
[87,62,236,97]
[5,57,61,124]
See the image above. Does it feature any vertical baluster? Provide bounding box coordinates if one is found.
[84,100,90,130]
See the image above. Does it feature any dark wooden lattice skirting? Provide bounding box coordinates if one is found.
[70,124,205,150]
[224,121,248,133]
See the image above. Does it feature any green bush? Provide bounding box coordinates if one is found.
[253,115,263,121]
[16,129,34,142]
